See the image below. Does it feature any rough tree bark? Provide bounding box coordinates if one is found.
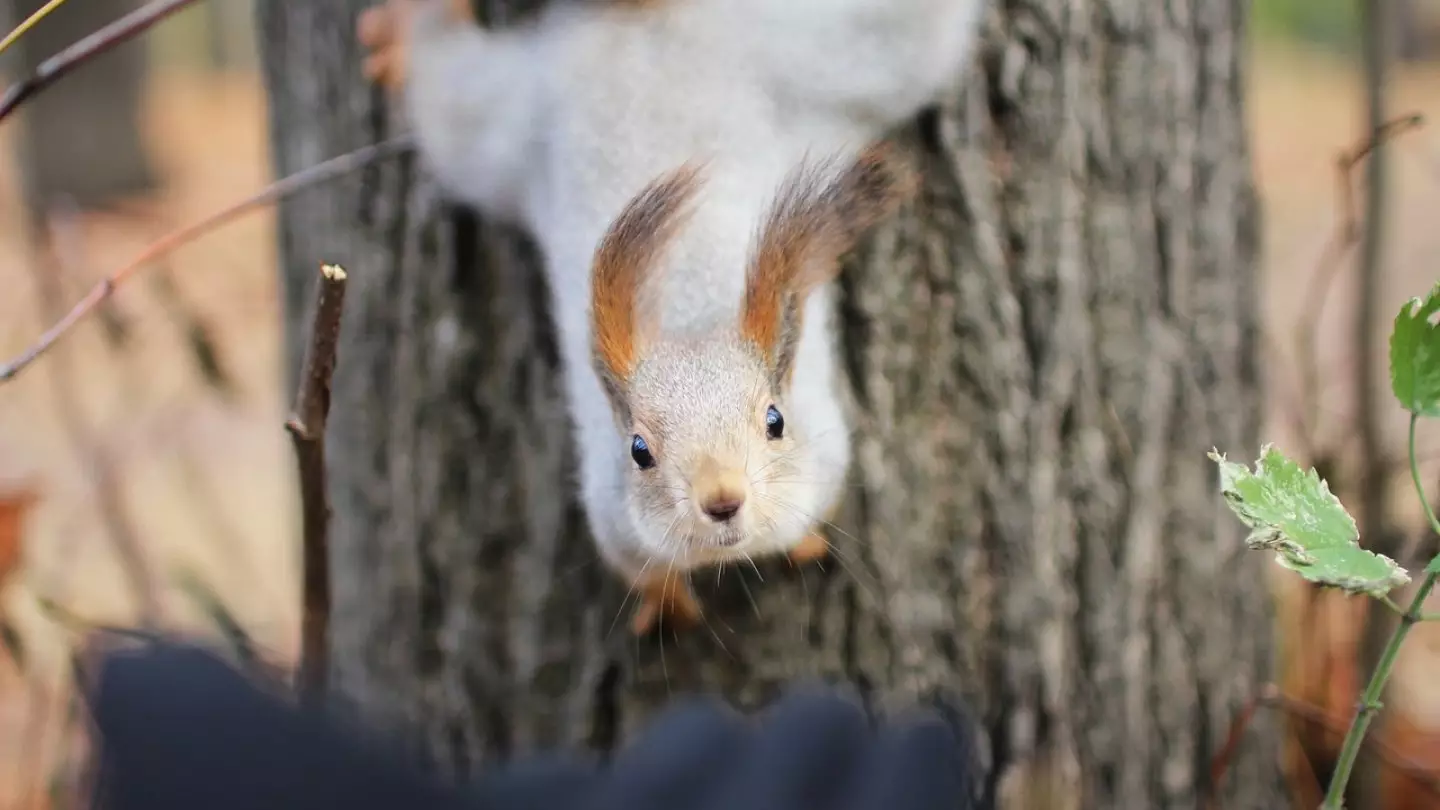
[256,0,1281,806]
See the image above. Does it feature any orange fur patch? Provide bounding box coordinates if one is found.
[591,163,705,382]
[449,0,477,22]
[631,570,702,635]
[741,143,917,366]
[789,532,829,564]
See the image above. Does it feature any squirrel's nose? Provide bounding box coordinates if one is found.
[701,494,745,523]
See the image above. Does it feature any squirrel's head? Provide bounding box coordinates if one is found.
[589,144,915,563]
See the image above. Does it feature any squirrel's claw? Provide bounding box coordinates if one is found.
[357,0,478,92]
[355,6,394,47]
[361,52,395,84]
[788,532,830,565]
[357,5,407,91]
[446,0,477,22]
[631,577,702,636]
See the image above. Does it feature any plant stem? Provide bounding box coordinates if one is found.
[0,0,71,58]
[0,0,201,124]
[1376,598,1440,621]
[1321,413,1440,808]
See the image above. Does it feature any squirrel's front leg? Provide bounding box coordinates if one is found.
[357,0,474,92]
[782,476,845,568]
[591,513,704,637]
[789,533,830,565]
[629,531,831,636]
[630,531,828,636]
[356,0,545,222]
[630,569,703,637]
[788,499,842,565]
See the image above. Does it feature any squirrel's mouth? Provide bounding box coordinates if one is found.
[703,527,745,549]
[658,531,747,571]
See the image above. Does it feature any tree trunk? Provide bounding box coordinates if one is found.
[201,0,257,73]
[5,0,157,215]
[1389,0,1436,63]
[255,0,1282,806]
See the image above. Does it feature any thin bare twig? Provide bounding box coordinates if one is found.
[1291,113,1424,446]
[24,589,156,810]
[0,0,200,123]
[33,202,163,627]
[1208,684,1440,807]
[1273,688,1440,801]
[88,202,238,393]
[1352,9,1401,805]
[13,670,53,810]
[30,593,157,643]
[149,260,235,396]
[1205,688,1262,809]
[172,567,291,686]
[1350,5,1394,536]
[0,0,73,59]
[287,264,349,704]
[0,135,413,384]
[1270,123,1429,785]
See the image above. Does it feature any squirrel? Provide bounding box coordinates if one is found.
[356,0,985,636]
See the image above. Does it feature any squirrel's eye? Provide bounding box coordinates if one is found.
[765,405,785,440]
[630,435,656,469]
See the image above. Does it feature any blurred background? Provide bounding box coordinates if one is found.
[1,0,1440,807]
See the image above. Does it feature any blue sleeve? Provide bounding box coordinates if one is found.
[88,640,982,810]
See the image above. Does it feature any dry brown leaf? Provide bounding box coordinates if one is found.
[0,484,39,591]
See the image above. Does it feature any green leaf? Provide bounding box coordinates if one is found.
[1389,281,1440,415]
[1427,555,1440,576]
[1210,445,1410,597]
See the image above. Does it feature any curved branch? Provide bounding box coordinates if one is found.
[0,136,414,384]
[0,0,200,124]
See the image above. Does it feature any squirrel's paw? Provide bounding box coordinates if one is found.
[630,576,702,636]
[356,3,408,91]
[357,0,474,92]
[788,532,830,565]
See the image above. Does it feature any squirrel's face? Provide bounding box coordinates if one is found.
[588,146,914,563]
[617,336,814,560]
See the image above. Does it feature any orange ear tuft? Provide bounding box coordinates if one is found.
[591,163,705,388]
[741,143,916,380]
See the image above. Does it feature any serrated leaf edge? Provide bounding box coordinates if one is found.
[1210,445,1410,597]
[1389,281,1440,415]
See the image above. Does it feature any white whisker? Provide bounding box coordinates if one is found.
[741,551,764,583]
[659,558,679,694]
[751,491,882,608]
[695,568,733,658]
[736,571,761,619]
[607,555,654,641]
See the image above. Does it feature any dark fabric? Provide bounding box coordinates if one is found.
[87,640,981,810]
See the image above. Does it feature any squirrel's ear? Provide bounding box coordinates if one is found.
[591,162,704,408]
[741,143,916,388]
